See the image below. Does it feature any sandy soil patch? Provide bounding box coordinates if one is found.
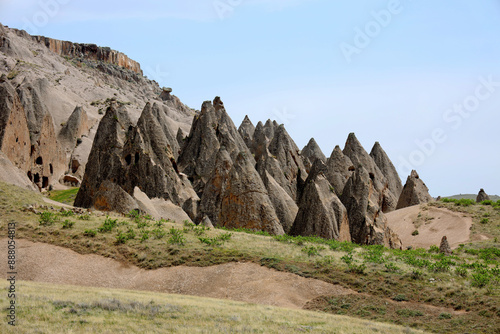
[0,239,354,309]
[386,205,473,249]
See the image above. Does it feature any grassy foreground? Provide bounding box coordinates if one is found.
[0,280,425,334]
[0,182,499,333]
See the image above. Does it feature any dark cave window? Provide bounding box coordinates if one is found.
[35,156,43,165]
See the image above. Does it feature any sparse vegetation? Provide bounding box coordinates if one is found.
[1,181,499,333]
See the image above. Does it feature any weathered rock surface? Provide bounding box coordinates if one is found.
[0,80,31,171]
[75,102,198,216]
[261,170,298,234]
[476,189,490,203]
[301,138,326,173]
[340,166,402,248]
[325,145,354,197]
[370,141,403,198]
[178,97,251,194]
[238,115,255,149]
[0,151,37,191]
[75,103,132,208]
[291,160,350,241]
[396,170,434,209]
[343,133,398,212]
[220,152,284,235]
[196,147,233,226]
[266,124,308,201]
[58,106,90,147]
[0,78,66,190]
[439,236,452,255]
[31,35,142,74]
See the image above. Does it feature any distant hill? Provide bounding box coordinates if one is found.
[444,194,500,201]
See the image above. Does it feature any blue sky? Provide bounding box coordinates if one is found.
[1,0,499,196]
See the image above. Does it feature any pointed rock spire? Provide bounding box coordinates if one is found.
[370,141,403,197]
[340,165,402,248]
[291,159,350,241]
[325,145,354,197]
[238,115,255,149]
[220,151,284,235]
[396,170,434,209]
[301,137,326,173]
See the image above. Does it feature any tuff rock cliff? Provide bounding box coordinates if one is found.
[1,22,422,247]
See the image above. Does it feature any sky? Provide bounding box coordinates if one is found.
[1,0,499,196]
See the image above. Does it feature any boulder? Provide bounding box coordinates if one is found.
[301,138,326,173]
[439,236,451,256]
[220,151,284,235]
[341,166,402,248]
[396,170,434,209]
[159,87,173,101]
[290,160,350,241]
[476,189,490,203]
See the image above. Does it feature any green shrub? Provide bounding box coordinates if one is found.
[411,269,423,280]
[168,228,186,246]
[347,263,366,274]
[140,230,149,242]
[152,228,166,239]
[60,209,74,217]
[411,229,419,236]
[61,220,74,229]
[384,262,399,272]
[78,214,91,221]
[480,200,493,206]
[480,218,489,224]
[392,294,408,302]
[128,210,140,219]
[439,312,452,319]
[428,245,440,253]
[301,245,322,257]
[340,252,354,265]
[39,211,58,226]
[98,216,118,233]
[83,229,96,237]
[362,245,385,264]
[455,267,468,277]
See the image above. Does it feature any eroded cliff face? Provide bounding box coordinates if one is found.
[31,36,142,74]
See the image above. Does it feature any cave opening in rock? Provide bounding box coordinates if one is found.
[71,159,79,173]
[125,154,132,165]
[42,176,49,188]
[27,171,32,181]
[33,173,40,184]
[134,153,139,164]
[36,156,43,165]
[49,164,53,174]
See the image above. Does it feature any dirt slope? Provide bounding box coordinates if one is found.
[386,205,472,249]
[0,239,354,309]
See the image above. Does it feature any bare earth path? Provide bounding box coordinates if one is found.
[386,205,473,249]
[0,239,354,309]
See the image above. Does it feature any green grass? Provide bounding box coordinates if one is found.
[0,281,426,334]
[47,187,80,205]
[0,181,499,333]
